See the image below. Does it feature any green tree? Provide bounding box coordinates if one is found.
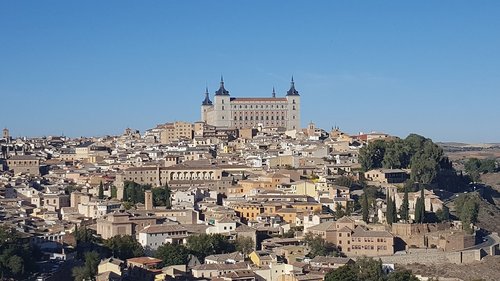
[362,192,369,223]
[399,186,409,222]
[383,139,410,169]
[186,234,235,261]
[304,233,338,258]
[359,140,386,172]
[345,201,353,216]
[335,176,353,188]
[324,264,357,281]
[436,205,450,222]
[110,186,117,198]
[233,236,254,256]
[455,193,480,233]
[152,186,171,208]
[391,197,397,224]
[355,257,384,281]
[155,243,190,266]
[387,270,420,281]
[386,194,393,225]
[104,235,144,260]
[72,251,100,281]
[414,188,426,223]
[335,203,346,220]
[123,181,151,204]
[98,181,104,200]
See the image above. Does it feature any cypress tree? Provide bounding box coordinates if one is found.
[391,197,397,224]
[98,181,104,200]
[400,186,409,222]
[362,192,369,223]
[386,194,393,225]
[419,187,426,223]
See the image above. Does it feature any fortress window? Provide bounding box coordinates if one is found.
[293,106,296,110]
[222,106,224,110]
[293,99,296,104]
[222,100,224,104]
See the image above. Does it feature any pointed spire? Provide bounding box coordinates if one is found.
[286,76,299,96]
[215,75,230,96]
[272,87,276,98]
[202,87,213,105]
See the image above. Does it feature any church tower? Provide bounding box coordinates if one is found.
[285,77,301,130]
[201,87,213,123]
[213,76,232,127]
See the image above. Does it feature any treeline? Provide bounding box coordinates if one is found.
[325,257,420,281]
[464,158,498,182]
[359,134,470,191]
[122,181,171,208]
[0,226,40,280]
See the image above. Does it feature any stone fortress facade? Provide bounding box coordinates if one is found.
[201,76,301,131]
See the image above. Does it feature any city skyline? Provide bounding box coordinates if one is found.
[1,1,499,142]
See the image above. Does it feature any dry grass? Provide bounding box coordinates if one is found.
[401,256,500,281]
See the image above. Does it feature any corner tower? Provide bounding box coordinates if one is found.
[213,76,232,127]
[201,87,213,123]
[285,76,301,130]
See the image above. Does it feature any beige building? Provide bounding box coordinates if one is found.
[96,211,165,239]
[201,77,301,130]
[6,155,40,176]
[158,121,193,144]
[307,216,394,257]
[364,169,409,184]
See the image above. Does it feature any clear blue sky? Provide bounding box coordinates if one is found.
[1,1,499,143]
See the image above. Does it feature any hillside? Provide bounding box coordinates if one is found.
[401,256,500,281]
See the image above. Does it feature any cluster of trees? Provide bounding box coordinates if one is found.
[122,181,171,208]
[72,251,100,281]
[0,226,39,279]
[73,228,145,280]
[464,158,498,182]
[455,193,480,233]
[334,202,353,220]
[359,134,469,191]
[155,234,254,266]
[325,257,420,281]
[304,233,341,258]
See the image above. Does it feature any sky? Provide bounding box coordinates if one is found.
[1,1,499,143]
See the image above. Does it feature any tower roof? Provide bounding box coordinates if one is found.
[215,75,230,96]
[286,76,299,96]
[202,87,213,105]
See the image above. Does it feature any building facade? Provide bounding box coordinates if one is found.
[201,77,301,131]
